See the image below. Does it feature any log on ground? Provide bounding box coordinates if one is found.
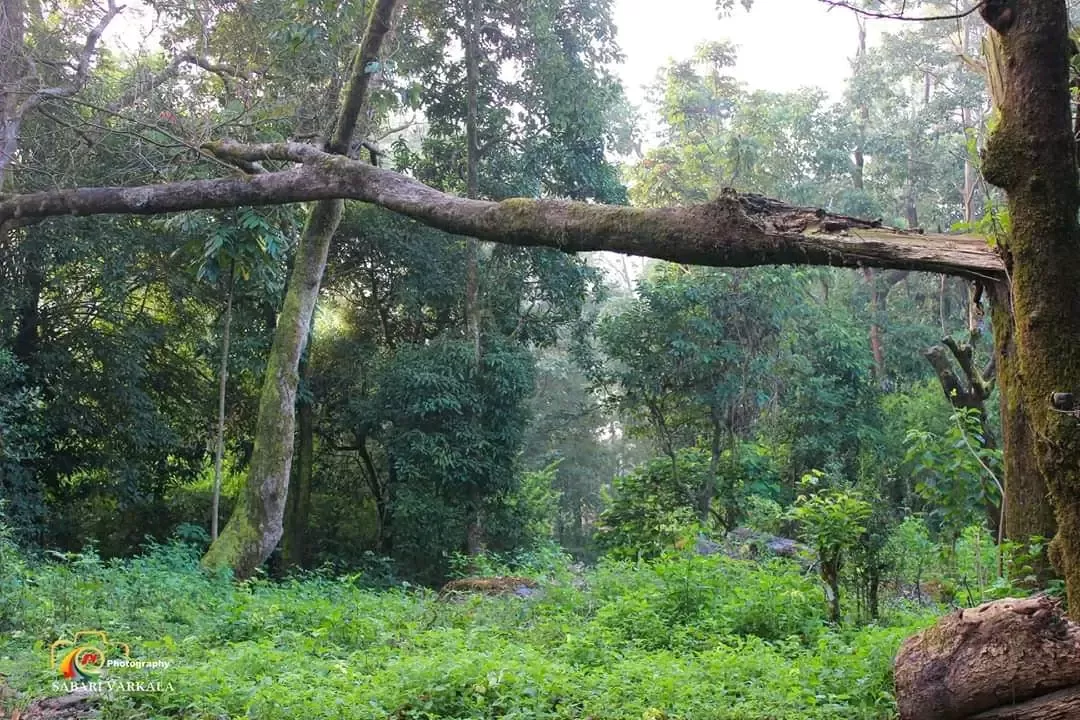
[895,595,1080,720]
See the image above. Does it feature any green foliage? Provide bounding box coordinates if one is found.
[0,351,45,535]
[883,516,937,593]
[490,462,563,550]
[597,266,792,448]
[742,494,785,534]
[767,295,884,485]
[904,406,1002,546]
[790,487,872,566]
[789,483,873,622]
[375,337,536,580]
[0,502,33,631]
[0,543,929,720]
[395,0,630,203]
[594,449,710,560]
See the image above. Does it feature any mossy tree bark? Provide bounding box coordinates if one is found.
[202,200,342,576]
[201,0,402,577]
[976,0,1080,615]
[281,355,314,570]
[991,282,1056,581]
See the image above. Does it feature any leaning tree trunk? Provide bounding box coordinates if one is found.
[975,0,1080,617]
[201,0,402,577]
[202,200,341,575]
[281,370,314,571]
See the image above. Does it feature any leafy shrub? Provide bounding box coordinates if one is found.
[789,484,872,623]
[742,494,785,534]
[904,406,1002,548]
[594,449,710,560]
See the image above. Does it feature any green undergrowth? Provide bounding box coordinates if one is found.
[0,542,936,719]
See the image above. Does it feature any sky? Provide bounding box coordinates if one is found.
[612,0,903,136]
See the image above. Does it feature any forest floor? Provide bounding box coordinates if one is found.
[0,543,936,719]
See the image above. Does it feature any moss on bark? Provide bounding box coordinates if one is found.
[978,0,1080,617]
[991,283,1056,582]
[202,201,341,577]
[200,0,401,578]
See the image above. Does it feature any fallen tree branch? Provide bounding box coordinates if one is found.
[0,141,1005,279]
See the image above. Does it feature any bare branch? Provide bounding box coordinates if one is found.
[0,0,122,184]
[73,0,124,88]
[817,0,984,21]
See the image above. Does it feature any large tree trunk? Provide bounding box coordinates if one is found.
[976,0,1080,617]
[202,200,341,575]
[201,0,401,577]
[991,282,1057,579]
[895,595,1080,720]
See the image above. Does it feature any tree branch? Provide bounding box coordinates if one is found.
[0,0,122,185]
[0,141,1005,278]
[817,0,984,21]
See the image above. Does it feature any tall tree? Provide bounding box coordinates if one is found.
[976,0,1080,608]
[201,0,402,576]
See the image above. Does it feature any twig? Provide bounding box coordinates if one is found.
[817,0,984,22]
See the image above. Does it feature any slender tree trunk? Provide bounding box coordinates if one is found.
[356,438,386,546]
[864,269,887,381]
[0,0,27,189]
[905,147,920,230]
[202,0,402,577]
[463,0,485,557]
[700,406,722,524]
[281,366,314,570]
[977,0,1080,617]
[464,0,481,364]
[823,559,841,624]
[211,264,235,541]
[867,563,880,621]
[12,239,42,362]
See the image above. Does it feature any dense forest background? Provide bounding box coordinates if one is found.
[0,0,1051,596]
[8,0,1080,717]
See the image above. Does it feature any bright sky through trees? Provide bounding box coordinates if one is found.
[613,0,905,142]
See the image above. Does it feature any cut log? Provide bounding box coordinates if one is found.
[895,595,1080,720]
